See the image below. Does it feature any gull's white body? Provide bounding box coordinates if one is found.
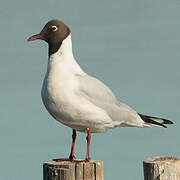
[41,34,149,133]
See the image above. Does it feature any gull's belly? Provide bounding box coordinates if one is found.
[41,78,113,133]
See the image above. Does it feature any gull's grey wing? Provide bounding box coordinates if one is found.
[76,74,145,127]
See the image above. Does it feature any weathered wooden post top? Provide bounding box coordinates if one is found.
[143,156,180,180]
[43,160,104,180]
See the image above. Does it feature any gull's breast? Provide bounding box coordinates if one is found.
[41,73,113,133]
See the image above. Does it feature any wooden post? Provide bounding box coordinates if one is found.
[43,160,104,180]
[143,156,180,180]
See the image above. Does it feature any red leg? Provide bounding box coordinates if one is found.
[53,129,77,162]
[85,128,91,161]
[69,129,76,161]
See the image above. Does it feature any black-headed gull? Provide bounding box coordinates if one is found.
[27,19,173,161]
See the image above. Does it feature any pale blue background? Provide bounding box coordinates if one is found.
[0,0,179,179]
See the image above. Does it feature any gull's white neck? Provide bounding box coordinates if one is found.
[47,34,85,75]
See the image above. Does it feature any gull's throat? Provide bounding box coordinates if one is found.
[49,41,62,56]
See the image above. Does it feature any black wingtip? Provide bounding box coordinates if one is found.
[138,113,173,128]
[163,119,173,125]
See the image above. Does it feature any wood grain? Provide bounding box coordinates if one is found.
[143,156,180,180]
[43,160,104,180]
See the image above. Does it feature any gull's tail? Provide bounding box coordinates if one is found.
[138,113,173,128]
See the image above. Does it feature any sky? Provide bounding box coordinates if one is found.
[0,0,180,179]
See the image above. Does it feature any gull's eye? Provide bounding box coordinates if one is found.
[51,25,58,32]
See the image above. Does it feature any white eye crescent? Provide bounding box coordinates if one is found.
[51,25,58,31]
